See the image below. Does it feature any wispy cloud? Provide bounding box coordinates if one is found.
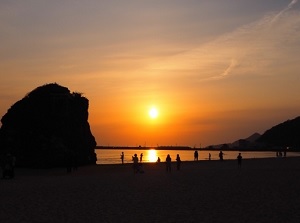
[271,0,298,23]
[213,59,238,80]
[149,0,300,82]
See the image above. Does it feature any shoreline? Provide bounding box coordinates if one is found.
[6,156,300,176]
[95,155,297,165]
[96,146,300,152]
[95,151,300,165]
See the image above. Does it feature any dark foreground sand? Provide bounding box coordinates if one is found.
[1,157,300,223]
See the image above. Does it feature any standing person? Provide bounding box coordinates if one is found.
[237,153,242,167]
[176,154,181,170]
[194,150,198,161]
[219,151,224,161]
[120,152,124,164]
[166,154,172,172]
[209,153,211,161]
[140,153,143,163]
[133,154,139,173]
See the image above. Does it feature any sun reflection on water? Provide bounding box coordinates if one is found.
[147,149,158,162]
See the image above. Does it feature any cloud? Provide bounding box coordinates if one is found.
[148,0,300,82]
[271,0,298,23]
[212,59,238,80]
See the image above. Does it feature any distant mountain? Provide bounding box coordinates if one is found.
[257,116,300,148]
[246,132,262,142]
[207,116,300,150]
[207,133,261,150]
[230,133,261,148]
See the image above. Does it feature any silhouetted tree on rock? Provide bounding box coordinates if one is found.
[0,83,97,168]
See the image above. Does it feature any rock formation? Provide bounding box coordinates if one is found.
[0,83,97,168]
[257,116,300,149]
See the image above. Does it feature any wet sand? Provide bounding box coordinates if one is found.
[1,157,300,222]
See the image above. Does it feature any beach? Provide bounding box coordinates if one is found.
[1,157,300,223]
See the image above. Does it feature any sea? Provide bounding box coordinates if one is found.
[95,149,300,165]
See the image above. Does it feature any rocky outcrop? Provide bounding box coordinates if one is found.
[0,83,97,168]
[257,116,300,149]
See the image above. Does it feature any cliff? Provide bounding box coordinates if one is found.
[0,83,97,168]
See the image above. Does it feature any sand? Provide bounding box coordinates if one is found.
[1,157,300,223]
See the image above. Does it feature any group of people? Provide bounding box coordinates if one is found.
[124,152,182,173]
[194,150,212,161]
[276,150,287,158]
[168,151,243,169]
[131,153,144,173]
[120,152,144,165]
[121,150,243,174]
[165,154,181,172]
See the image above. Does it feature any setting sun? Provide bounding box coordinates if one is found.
[149,107,158,119]
[2,0,300,149]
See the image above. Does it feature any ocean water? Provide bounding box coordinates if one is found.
[95,149,300,165]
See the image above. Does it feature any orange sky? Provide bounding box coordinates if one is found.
[1,1,300,147]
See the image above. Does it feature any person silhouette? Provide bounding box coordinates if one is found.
[133,154,139,173]
[140,153,143,162]
[219,151,224,161]
[194,150,198,161]
[209,153,211,160]
[176,154,181,170]
[237,153,242,167]
[166,154,171,172]
[120,152,124,164]
[157,157,161,163]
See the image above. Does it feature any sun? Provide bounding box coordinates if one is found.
[149,107,158,119]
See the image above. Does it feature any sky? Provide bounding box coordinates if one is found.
[1,0,300,147]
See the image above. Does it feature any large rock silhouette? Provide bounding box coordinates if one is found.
[257,116,300,149]
[0,83,97,168]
